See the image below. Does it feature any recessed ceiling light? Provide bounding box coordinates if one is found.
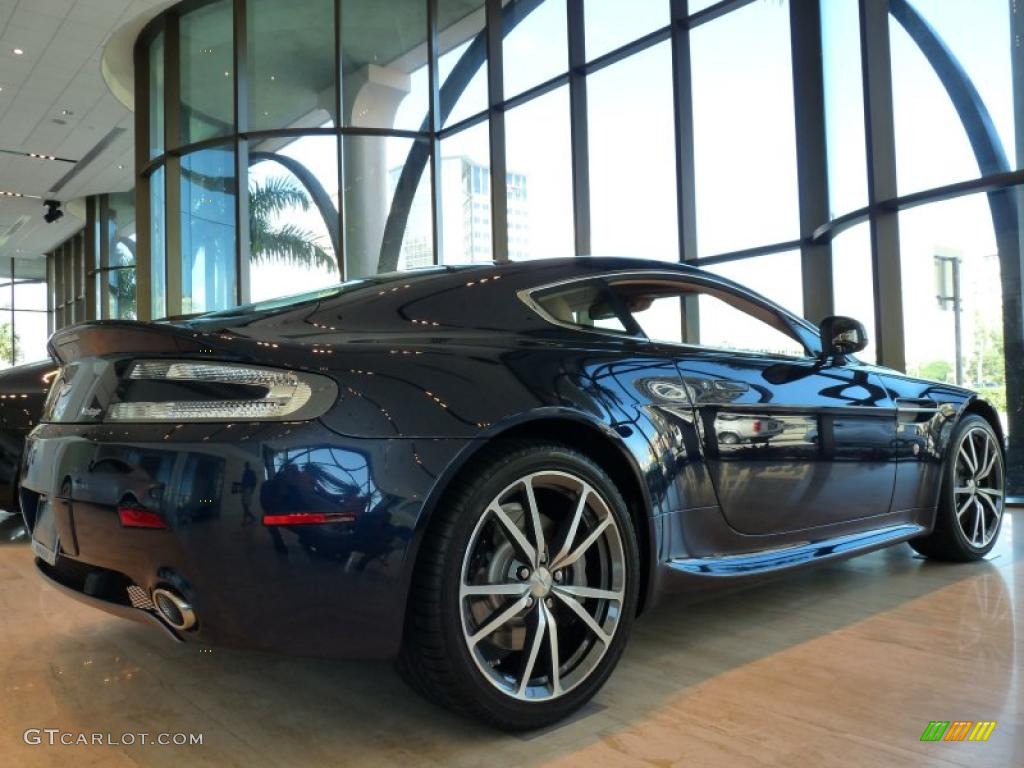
[117,164,125,170]
[61,109,73,116]
[12,48,24,55]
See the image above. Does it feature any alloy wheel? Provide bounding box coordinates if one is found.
[953,426,1004,549]
[459,470,626,702]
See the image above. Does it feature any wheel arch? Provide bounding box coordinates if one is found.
[960,396,1005,453]
[407,412,657,618]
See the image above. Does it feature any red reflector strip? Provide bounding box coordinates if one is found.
[262,512,357,526]
[118,506,168,529]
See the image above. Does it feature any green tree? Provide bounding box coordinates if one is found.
[968,324,1006,415]
[248,177,336,271]
[0,321,17,365]
[918,359,952,383]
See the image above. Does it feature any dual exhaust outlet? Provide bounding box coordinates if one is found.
[151,587,197,631]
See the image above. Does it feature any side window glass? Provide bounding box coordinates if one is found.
[613,280,807,358]
[532,282,630,333]
[696,292,806,357]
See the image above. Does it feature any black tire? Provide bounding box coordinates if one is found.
[398,440,640,730]
[908,414,1005,562]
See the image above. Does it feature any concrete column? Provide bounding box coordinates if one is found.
[342,65,411,278]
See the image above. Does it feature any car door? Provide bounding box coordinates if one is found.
[606,274,898,535]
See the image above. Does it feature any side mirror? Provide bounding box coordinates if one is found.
[819,315,868,356]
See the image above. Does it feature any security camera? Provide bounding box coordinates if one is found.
[43,199,63,224]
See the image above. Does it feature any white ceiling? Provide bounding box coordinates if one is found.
[0,0,166,263]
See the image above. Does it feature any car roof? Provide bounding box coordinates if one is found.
[182,257,813,341]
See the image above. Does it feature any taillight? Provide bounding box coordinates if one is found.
[118,505,168,529]
[752,420,762,433]
[104,360,337,423]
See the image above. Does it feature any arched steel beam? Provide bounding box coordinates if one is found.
[377,0,545,273]
[249,149,342,278]
[890,0,1024,489]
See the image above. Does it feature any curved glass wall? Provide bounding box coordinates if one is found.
[135,0,1024,493]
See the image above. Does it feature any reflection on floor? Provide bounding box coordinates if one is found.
[0,510,27,545]
[0,510,1020,767]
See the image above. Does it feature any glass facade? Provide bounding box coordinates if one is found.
[130,0,1024,493]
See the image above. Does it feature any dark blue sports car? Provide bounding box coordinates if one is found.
[20,257,1006,729]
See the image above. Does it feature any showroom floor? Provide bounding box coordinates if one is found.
[0,509,1020,768]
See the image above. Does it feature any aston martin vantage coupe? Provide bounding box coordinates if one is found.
[20,257,1006,729]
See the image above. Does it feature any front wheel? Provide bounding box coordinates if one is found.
[909,414,1005,562]
[399,441,639,730]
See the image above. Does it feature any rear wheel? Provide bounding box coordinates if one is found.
[398,441,639,730]
[909,415,1005,562]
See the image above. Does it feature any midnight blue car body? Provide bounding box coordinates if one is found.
[18,257,1002,658]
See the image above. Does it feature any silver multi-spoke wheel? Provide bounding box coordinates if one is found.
[953,426,1004,549]
[459,470,625,702]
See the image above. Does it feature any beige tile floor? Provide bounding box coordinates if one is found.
[0,509,1021,767]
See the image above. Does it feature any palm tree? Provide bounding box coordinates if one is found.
[248,176,336,272]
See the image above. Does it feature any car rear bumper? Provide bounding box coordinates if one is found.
[20,421,467,659]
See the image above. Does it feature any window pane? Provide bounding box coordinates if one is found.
[180,147,237,313]
[831,222,877,364]
[106,191,137,268]
[439,121,491,263]
[890,0,1014,194]
[180,0,234,146]
[503,0,567,99]
[342,0,428,131]
[148,30,164,159]
[17,281,48,312]
[248,0,335,131]
[105,191,138,319]
[506,86,573,260]
[821,0,867,217]
[702,250,804,318]
[13,309,48,364]
[344,136,431,276]
[584,0,668,61]
[588,41,677,261]
[438,0,487,127]
[249,134,341,300]
[386,140,434,270]
[692,0,798,255]
[900,193,1002,395]
[150,167,166,319]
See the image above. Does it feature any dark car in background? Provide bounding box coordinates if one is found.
[0,361,54,543]
[18,258,1006,729]
[0,361,54,511]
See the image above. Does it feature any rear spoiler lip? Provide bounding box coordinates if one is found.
[48,320,227,365]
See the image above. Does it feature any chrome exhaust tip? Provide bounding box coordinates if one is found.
[151,587,197,631]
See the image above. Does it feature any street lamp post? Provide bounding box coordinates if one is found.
[935,252,963,386]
